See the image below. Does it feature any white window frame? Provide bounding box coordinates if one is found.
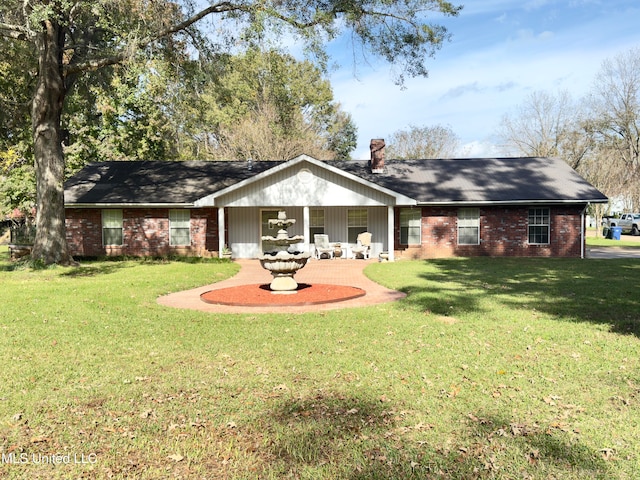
[102,209,123,246]
[400,208,421,245]
[347,208,368,244]
[310,209,325,238]
[169,209,191,246]
[458,208,480,245]
[528,207,550,245]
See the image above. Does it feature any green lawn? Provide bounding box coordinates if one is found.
[587,237,640,248]
[586,228,640,248]
[0,250,639,479]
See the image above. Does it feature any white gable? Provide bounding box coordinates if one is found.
[194,156,416,207]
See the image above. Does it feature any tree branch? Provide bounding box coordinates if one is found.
[64,1,245,75]
[0,21,31,41]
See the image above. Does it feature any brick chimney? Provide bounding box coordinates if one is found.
[370,139,385,173]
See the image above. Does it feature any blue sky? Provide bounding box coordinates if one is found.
[325,0,640,159]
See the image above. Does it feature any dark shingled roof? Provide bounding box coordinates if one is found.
[336,157,608,204]
[64,160,281,205]
[64,157,607,206]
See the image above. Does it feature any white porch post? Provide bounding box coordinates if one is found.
[303,206,310,254]
[218,206,225,256]
[387,206,395,262]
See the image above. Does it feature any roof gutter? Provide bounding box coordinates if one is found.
[415,199,609,206]
[65,203,194,209]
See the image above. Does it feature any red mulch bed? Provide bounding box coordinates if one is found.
[200,283,366,307]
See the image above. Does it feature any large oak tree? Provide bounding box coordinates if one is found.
[0,0,461,265]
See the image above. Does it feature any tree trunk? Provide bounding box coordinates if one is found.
[30,19,74,265]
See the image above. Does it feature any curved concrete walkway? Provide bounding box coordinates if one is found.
[157,258,406,314]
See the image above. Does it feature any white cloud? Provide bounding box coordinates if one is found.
[324,0,640,159]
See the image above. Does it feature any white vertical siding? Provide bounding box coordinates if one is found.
[228,205,389,258]
[368,207,387,256]
[216,162,395,207]
[228,206,306,258]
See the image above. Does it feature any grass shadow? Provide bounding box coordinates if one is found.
[396,258,640,338]
[434,412,612,479]
[265,392,421,478]
[60,262,133,277]
[262,391,612,479]
[0,254,231,276]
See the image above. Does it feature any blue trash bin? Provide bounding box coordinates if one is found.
[611,226,622,240]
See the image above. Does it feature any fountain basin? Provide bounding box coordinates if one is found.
[258,251,311,291]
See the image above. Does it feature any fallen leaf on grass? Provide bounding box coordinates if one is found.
[548,421,571,433]
[600,448,615,460]
[167,454,184,462]
[448,385,461,398]
[543,395,561,406]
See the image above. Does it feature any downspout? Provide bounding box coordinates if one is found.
[581,203,589,259]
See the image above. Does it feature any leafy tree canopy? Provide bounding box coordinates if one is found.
[0,0,461,264]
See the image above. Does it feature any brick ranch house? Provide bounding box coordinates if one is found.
[63,141,607,260]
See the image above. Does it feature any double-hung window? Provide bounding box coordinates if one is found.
[102,209,123,246]
[169,209,191,246]
[310,209,325,238]
[400,208,421,245]
[458,208,480,245]
[528,208,550,244]
[347,209,368,243]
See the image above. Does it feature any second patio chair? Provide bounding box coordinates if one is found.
[314,234,334,259]
[351,232,372,259]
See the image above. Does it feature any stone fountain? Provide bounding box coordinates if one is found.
[259,210,311,292]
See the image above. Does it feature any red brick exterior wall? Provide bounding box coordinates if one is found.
[394,205,585,259]
[65,208,220,257]
[66,209,102,257]
[66,205,585,259]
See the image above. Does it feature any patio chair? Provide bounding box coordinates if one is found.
[314,234,333,259]
[351,232,372,259]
